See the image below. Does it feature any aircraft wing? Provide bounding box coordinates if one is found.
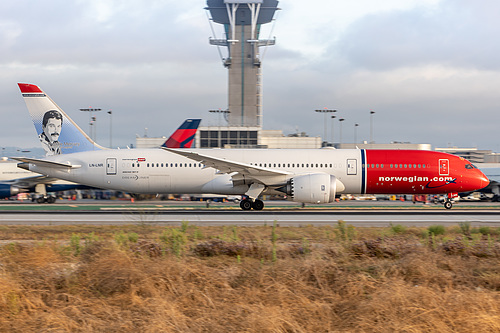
[162,148,291,178]
[11,157,81,169]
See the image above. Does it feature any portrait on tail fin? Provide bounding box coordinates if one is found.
[18,83,106,155]
[39,110,63,156]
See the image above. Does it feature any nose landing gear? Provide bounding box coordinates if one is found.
[444,192,458,209]
[444,200,453,210]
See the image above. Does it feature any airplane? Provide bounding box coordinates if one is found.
[13,83,489,210]
[0,105,201,201]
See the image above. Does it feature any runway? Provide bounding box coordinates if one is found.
[2,210,500,227]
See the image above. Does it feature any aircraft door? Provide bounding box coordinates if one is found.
[106,158,117,175]
[347,159,357,175]
[439,159,449,176]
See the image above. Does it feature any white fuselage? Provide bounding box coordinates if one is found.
[26,149,363,195]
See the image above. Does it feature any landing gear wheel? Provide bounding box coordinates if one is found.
[36,197,46,204]
[252,199,264,211]
[47,196,56,204]
[444,200,453,210]
[240,199,253,211]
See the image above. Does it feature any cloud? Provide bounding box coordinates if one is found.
[336,0,500,71]
[0,0,211,65]
[1,0,499,152]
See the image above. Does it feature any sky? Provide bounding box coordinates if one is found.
[1,0,499,152]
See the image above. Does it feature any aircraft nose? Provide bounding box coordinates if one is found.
[478,171,490,190]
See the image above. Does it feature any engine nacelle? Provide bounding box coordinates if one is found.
[0,184,21,199]
[278,173,344,204]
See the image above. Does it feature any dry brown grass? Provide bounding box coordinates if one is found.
[0,224,499,332]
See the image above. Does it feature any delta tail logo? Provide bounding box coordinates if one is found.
[162,119,201,148]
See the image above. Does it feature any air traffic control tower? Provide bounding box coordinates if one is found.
[206,0,279,127]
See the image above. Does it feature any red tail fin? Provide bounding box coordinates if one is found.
[162,119,201,148]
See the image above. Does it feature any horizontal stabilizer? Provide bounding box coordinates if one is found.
[12,157,80,169]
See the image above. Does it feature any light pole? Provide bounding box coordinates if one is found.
[370,110,375,144]
[107,110,112,148]
[80,108,102,142]
[331,115,336,145]
[354,123,359,144]
[315,108,337,145]
[339,118,345,145]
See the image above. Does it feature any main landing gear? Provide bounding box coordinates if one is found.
[240,198,264,211]
[34,195,56,204]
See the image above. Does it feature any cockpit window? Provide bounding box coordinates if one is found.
[465,164,476,169]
